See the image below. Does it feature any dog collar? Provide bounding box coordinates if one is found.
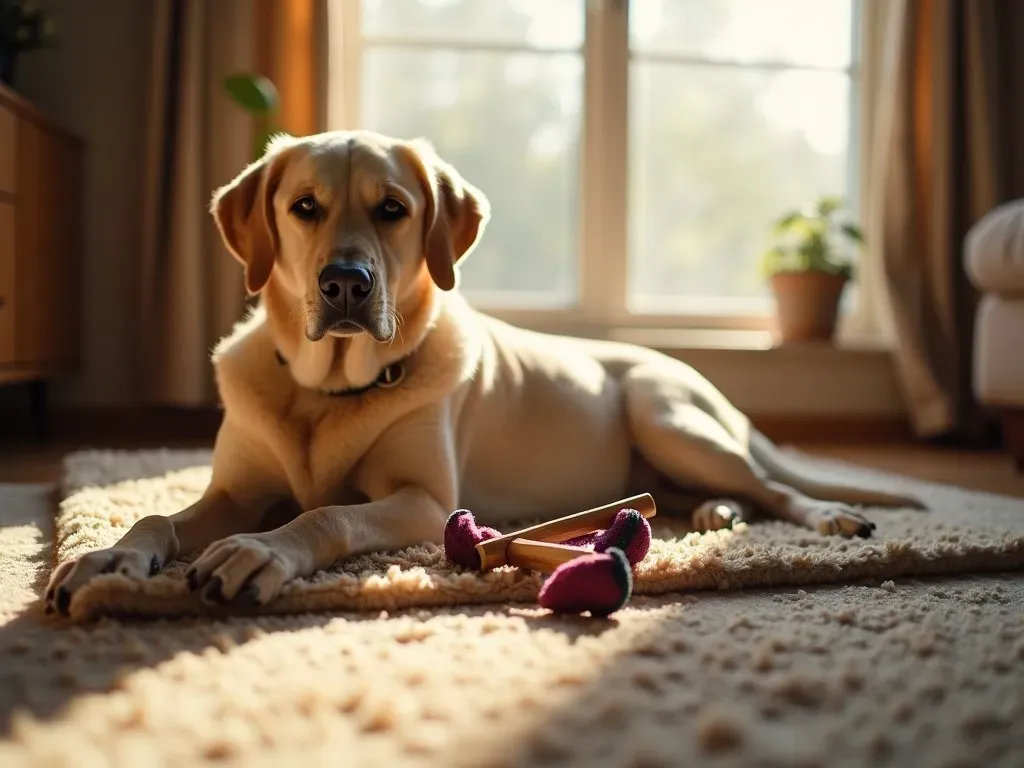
[274,349,407,397]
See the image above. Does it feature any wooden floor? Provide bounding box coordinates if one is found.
[804,444,1024,498]
[0,439,210,485]
[1,438,1022,498]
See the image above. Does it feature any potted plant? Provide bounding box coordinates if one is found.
[0,0,56,87]
[760,195,863,344]
[223,72,281,162]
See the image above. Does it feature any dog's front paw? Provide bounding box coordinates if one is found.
[187,533,297,606]
[45,547,160,617]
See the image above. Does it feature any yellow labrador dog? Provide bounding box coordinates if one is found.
[46,130,921,614]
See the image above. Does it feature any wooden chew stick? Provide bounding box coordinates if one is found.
[504,540,592,574]
[475,493,656,572]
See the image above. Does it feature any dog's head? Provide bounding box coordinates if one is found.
[210,130,490,343]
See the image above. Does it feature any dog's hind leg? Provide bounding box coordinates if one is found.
[622,363,878,538]
[627,451,751,532]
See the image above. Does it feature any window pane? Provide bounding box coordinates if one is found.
[361,48,582,304]
[630,0,853,69]
[361,0,583,50]
[628,63,850,311]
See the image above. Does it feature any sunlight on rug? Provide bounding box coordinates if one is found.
[1,454,1022,766]
[53,448,1024,622]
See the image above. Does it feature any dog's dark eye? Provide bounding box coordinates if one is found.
[290,195,320,222]
[378,197,407,222]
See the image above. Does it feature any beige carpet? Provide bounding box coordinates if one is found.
[0,450,1021,766]
[54,448,1024,622]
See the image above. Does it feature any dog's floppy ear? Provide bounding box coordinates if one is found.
[210,135,296,295]
[402,139,490,291]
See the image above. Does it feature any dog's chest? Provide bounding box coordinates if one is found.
[272,401,389,510]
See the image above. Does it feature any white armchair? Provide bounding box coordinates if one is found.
[965,199,1024,470]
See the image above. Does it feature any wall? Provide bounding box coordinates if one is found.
[13,0,153,406]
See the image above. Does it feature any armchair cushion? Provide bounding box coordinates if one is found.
[965,199,1024,295]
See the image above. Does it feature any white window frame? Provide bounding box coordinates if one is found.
[329,0,863,341]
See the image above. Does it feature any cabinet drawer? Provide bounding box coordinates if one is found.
[0,203,14,365]
[0,104,13,195]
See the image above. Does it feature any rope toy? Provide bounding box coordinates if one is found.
[443,493,656,617]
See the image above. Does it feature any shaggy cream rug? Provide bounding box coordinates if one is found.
[53,449,1024,622]
[0,449,1020,766]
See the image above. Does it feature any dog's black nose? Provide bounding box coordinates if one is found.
[318,264,374,309]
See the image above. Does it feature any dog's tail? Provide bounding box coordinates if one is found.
[748,429,927,510]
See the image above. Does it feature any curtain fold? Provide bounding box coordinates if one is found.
[837,0,896,348]
[867,0,1024,442]
[136,0,325,405]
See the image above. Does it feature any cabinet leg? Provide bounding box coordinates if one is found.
[28,381,48,442]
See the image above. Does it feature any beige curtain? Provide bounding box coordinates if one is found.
[868,0,1024,441]
[137,0,325,405]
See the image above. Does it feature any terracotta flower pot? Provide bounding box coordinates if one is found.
[769,271,848,344]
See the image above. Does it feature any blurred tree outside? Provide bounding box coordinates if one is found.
[357,0,852,313]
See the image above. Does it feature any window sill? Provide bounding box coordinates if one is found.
[608,326,890,356]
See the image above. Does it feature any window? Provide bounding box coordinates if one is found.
[329,0,860,335]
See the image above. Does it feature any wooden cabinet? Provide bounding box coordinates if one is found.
[0,83,82,389]
[0,203,14,365]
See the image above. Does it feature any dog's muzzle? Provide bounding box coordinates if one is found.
[318,263,374,312]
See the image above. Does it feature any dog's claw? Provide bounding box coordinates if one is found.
[238,584,261,607]
[149,556,160,576]
[200,576,224,605]
[56,586,71,616]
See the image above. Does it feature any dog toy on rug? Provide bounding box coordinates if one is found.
[444,494,656,617]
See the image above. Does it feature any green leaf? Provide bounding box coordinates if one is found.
[760,246,796,279]
[788,218,819,243]
[840,222,865,244]
[762,191,863,281]
[773,211,800,227]
[771,211,803,236]
[816,196,844,216]
[225,73,279,115]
